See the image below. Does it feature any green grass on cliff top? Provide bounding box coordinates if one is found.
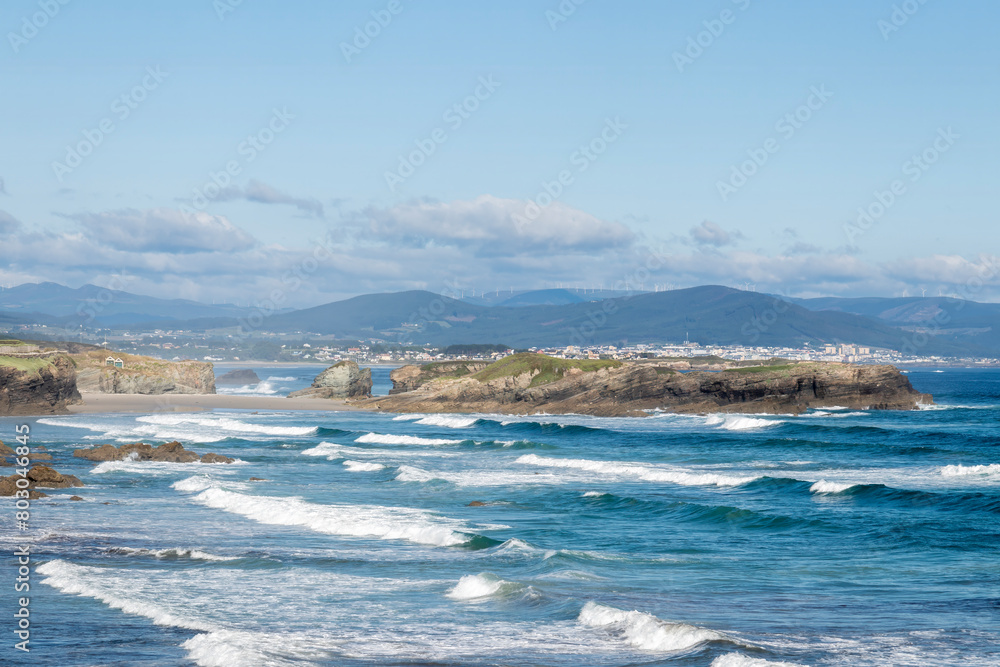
[472,353,622,387]
[0,355,54,373]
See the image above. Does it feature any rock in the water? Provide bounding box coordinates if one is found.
[201,452,234,464]
[0,475,47,498]
[365,354,932,416]
[467,501,487,507]
[74,441,233,464]
[26,465,84,488]
[69,495,83,501]
[288,361,372,399]
[216,369,261,385]
[249,477,268,482]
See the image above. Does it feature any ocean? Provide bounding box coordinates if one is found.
[2,368,998,666]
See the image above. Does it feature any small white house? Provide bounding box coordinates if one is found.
[105,356,124,369]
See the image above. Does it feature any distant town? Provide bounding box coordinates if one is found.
[8,323,997,367]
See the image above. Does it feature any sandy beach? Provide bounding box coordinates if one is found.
[68,392,366,414]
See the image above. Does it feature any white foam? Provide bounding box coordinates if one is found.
[38,560,213,631]
[356,432,463,446]
[109,547,237,562]
[712,653,803,667]
[41,414,316,444]
[215,381,280,396]
[705,415,783,431]
[395,465,438,483]
[517,454,758,488]
[941,464,1000,477]
[343,460,385,472]
[137,414,316,437]
[174,482,469,547]
[414,415,479,428]
[301,442,345,457]
[446,573,507,600]
[92,457,243,475]
[301,441,452,460]
[172,476,216,493]
[583,491,605,497]
[578,601,724,652]
[802,411,866,418]
[810,480,856,494]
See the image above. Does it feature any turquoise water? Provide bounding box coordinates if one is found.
[2,369,998,666]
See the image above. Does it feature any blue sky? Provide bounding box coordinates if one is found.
[1,0,998,306]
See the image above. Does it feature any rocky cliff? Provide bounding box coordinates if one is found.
[0,354,82,416]
[288,360,372,399]
[73,351,215,395]
[389,360,491,394]
[365,354,931,416]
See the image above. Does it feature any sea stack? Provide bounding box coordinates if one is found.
[289,360,372,399]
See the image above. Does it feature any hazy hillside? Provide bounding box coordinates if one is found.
[0,282,256,327]
[254,285,984,355]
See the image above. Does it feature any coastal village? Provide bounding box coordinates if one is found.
[13,327,989,367]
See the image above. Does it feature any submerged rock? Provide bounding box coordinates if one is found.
[216,369,261,385]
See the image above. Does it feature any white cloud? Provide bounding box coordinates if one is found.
[362,195,635,254]
[70,208,257,253]
[0,209,20,235]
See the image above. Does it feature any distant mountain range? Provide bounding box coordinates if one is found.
[0,282,254,328]
[2,282,998,357]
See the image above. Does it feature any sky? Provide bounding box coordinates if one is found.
[1,0,998,307]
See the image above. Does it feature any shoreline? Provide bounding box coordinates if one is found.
[65,392,367,414]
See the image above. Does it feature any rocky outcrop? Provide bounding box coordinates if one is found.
[0,465,84,499]
[364,355,931,416]
[389,361,490,394]
[74,351,216,395]
[216,369,261,385]
[0,354,82,416]
[73,441,234,464]
[289,361,372,399]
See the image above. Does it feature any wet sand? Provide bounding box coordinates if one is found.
[68,392,367,414]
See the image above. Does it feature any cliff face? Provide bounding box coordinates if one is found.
[366,359,931,416]
[289,361,372,399]
[0,354,82,416]
[390,361,491,394]
[74,351,215,395]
